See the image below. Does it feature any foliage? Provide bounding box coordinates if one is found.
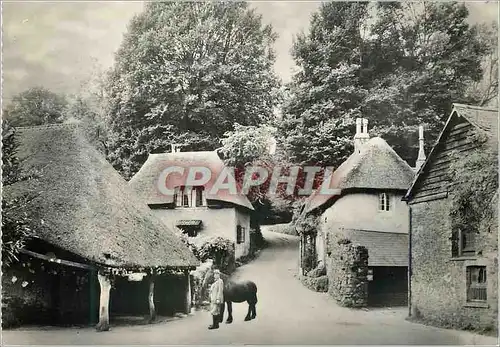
[296,214,320,236]
[1,121,36,268]
[300,275,328,293]
[221,123,276,167]
[449,131,498,242]
[3,87,69,127]
[180,235,235,274]
[466,21,499,107]
[279,2,494,168]
[104,2,280,179]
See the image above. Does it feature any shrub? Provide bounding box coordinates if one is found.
[300,275,328,292]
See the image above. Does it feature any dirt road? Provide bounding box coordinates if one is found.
[2,229,497,345]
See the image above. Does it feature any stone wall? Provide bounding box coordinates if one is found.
[326,238,369,307]
[410,198,498,333]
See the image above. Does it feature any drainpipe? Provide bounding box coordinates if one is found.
[408,204,412,317]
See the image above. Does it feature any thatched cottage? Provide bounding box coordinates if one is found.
[129,150,254,259]
[2,124,199,330]
[403,104,498,332]
[297,118,417,307]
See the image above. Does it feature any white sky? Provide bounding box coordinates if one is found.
[2,1,498,100]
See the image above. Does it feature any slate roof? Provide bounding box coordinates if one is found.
[342,229,408,267]
[453,103,498,141]
[5,124,199,269]
[305,137,415,213]
[129,151,254,211]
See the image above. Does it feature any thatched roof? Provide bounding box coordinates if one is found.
[405,103,498,200]
[305,137,415,213]
[129,151,254,211]
[5,124,199,269]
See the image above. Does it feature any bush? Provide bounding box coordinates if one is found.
[181,235,236,274]
[300,275,328,292]
[249,224,266,253]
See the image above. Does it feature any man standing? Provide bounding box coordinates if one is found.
[208,269,224,330]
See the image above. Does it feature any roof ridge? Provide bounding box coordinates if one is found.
[453,103,498,112]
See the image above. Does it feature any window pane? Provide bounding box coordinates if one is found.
[196,187,203,206]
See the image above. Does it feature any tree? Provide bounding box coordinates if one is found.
[3,87,68,127]
[220,123,312,224]
[104,2,280,179]
[1,121,36,268]
[278,2,370,168]
[279,2,493,168]
[466,21,498,107]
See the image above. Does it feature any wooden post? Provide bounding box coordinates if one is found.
[185,270,192,314]
[148,274,156,323]
[299,236,303,276]
[96,271,111,332]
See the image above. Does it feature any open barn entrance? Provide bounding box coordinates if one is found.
[367,266,408,307]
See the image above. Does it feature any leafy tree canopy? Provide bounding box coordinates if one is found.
[105,2,280,179]
[279,1,495,168]
[3,86,68,127]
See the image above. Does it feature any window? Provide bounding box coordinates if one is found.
[379,193,390,211]
[174,186,206,208]
[236,226,245,244]
[195,187,204,207]
[452,229,477,257]
[466,266,487,302]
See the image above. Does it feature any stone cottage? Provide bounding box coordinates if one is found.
[403,103,498,332]
[2,124,199,330]
[129,150,254,259]
[297,118,417,307]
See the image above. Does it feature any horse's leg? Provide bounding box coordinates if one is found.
[219,301,225,323]
[249,291,257,319]
[225,301,233,324]
[244,301,252,321]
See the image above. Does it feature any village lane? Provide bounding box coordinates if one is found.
[2,228,497,346]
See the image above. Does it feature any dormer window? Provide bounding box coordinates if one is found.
[174,186,206,207]
[379,193,390,211]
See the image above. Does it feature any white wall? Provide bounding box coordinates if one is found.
[320,191,409,234]
[151,207,250,259]
[235,208,251,258]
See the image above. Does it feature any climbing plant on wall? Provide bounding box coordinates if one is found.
[449,130,498,252]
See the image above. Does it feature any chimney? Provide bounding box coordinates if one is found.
[171,143,183,153]
[415,125,426,171]
[353,118,370,154]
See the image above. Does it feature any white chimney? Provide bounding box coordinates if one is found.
[354,118,370,154]
[415,125,426,171]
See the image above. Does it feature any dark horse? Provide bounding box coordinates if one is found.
[201,268,257,323]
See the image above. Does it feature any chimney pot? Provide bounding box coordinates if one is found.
[362,119,368,134]
[356,118,362,135]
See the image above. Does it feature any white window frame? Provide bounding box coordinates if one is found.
[379,192,390,211]
[174,186,206,208]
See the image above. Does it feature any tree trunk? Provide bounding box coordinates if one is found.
[185,271,192,314]
[148,275,156,323]
[96,271,111,332]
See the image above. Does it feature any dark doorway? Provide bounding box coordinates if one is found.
[368,266,408,307]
